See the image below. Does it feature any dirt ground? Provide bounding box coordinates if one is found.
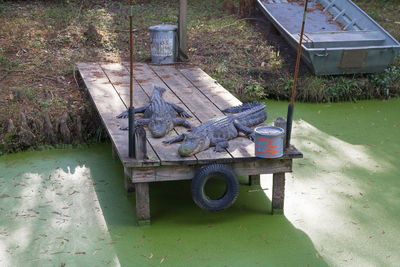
[0,0,399,154]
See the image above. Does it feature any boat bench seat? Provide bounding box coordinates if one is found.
[293,31,385,48]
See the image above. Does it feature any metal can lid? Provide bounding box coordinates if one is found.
[149,24,177,31]
[255,126,284,136]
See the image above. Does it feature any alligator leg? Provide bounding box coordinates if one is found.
[211,138,229,152]
[117,105,149,118]
[169,103,192,118]
[173,118,192,129]
[120,119,150,130]
[233,121,256,141]
[162,134,185,144]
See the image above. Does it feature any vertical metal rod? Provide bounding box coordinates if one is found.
[286,0,309,148]
[128,0,136,158]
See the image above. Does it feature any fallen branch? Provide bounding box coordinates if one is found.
[0,73,8,82]
[73,66,80,88]
[0,69,24,81]
[248,188,269,193]
[0,69,25,72]
[212,18,265,32]
[115,29,138,33]
[38,74,57,82]
[0,69,58,82]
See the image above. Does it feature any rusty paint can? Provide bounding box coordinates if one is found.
[254,126,284,158]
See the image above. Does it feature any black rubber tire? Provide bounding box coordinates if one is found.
[191,164,239,211]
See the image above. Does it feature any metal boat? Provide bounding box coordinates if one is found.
[257,0,400,75]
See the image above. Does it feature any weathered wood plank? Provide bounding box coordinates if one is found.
[177,65,265,160]
[111,143,117,160]
[123,62,201,130]
[135,126,147,160]
[131,159,292,183]
[124,62,232,162]
[274,117,287,149]
[178,0,188,61]
[151,65,223,122]
[100,63,197,165]
[123,167,135,193]
[179,67,242,110]
[272,172,286,214]
[80,62,301,167]
[232,159,292,176]
[112,134,158,167]
[179,67,304,161]
[249,175,261,186]
[135,183,151,225]
[285,145,303,158]
[76,62,160,167]
[149,64,234,160]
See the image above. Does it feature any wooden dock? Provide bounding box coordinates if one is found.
[77,62,302,225]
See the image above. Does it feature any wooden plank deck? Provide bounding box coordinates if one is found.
[77,62,302,168]
[77,62,303,225]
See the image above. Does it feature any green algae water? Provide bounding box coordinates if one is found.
[1,99,399,266]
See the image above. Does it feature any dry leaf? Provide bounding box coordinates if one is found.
[160,256,166,264]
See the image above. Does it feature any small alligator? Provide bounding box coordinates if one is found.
[117,86,192,138]
[162,102,267,156]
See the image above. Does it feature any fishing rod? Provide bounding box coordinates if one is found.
[129,0,136,158]
[286,0,309,148]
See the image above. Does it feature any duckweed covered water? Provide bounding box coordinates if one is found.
[0,99,399,266]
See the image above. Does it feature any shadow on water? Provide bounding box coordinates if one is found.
[1,99,399,266]
[88,146,327,266]
[0,145,121,266]
[0,143,327,267]
[277,99,400,266]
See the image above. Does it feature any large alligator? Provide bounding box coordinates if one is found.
[162,102,267,156]
[117,86,192,138]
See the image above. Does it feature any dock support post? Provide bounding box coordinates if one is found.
[274,117,287,149]
[135,126,147,160]
[111,143,117,160]
[178,0,188,61]
[272,172,285,214]
[133,126,150,225]
[135,183,150,226]
[124,167,135,193]
[248,174,260,186]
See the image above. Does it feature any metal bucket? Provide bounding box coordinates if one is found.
[254,126,285,158]
[149,24,177,64]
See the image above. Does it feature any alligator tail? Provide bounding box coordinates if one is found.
[234,102,267,127]
[222,102,264,113]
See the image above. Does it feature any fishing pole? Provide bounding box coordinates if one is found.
[128,0,136,158]
[286,0,309,148]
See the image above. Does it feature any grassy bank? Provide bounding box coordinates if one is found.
[0,0,399,154]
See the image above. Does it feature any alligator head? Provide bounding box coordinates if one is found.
[148,117,174,138]
[178,133,210,157]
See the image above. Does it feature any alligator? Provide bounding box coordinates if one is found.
[162,102,267,156]
[117,86,192,138]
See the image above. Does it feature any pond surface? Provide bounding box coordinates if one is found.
[0,99,399,266]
